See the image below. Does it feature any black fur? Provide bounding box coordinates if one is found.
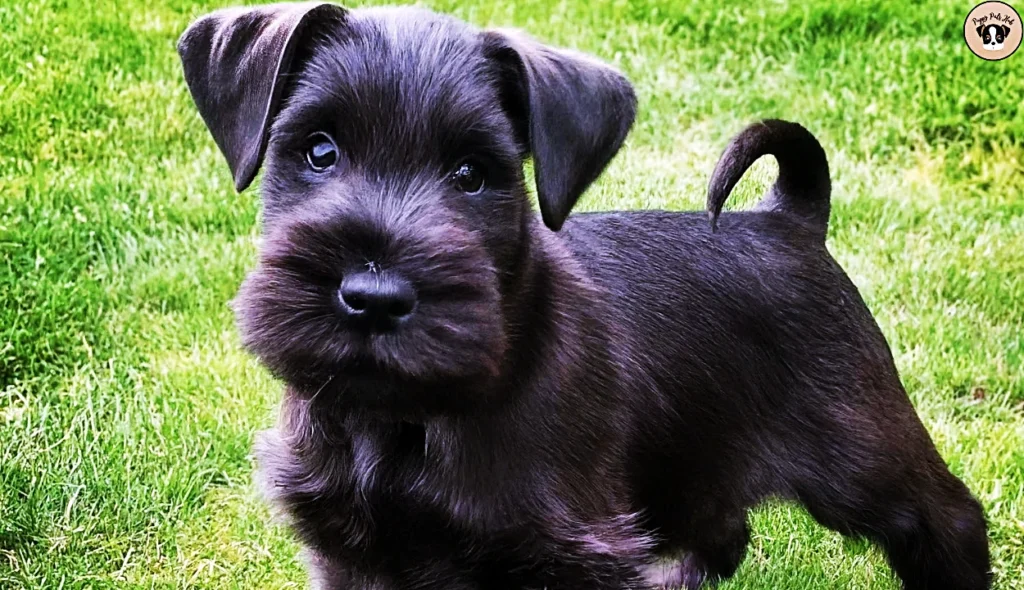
[178,4,991,589]
[707,119,830,234]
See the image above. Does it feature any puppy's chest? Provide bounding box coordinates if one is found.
[267,425,469,558]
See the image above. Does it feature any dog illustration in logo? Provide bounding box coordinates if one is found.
[977,24,1011,50]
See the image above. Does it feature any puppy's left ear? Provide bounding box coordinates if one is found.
[1002,24,1012,36]
[177,3,347,192]
[977,24,986,37]
[482,31,636,231]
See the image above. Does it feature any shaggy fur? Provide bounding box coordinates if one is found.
[178,4,991,589]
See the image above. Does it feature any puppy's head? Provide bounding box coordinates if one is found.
[977,24,1010,50]
[178,2,635,415]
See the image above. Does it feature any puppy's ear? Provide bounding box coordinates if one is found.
[977,24,986,37]
[177,3,347,191]
[1001,24,1011,37]
[482,31,636,231]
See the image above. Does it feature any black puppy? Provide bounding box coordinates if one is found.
[178,3,991,589]
[977,24,1011,51]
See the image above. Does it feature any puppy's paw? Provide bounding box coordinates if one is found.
[643,555,709,590]
[643,561,684,589]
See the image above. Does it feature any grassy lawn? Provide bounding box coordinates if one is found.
[2,0,1023,587]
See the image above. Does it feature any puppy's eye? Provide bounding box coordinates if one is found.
[305,133,338,172]
[451,162,485,194]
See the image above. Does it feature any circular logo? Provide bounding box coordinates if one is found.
[964,2,1022,61]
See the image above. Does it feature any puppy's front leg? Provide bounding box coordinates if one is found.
[536,552,651,590]
[526,522,654,590]
[305,550,357,590]
[308,550,486,590]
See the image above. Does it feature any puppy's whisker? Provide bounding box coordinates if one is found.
[309,375,334,406]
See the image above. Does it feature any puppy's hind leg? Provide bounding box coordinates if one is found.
[800,468,990,589]
[880,473,990,590]
[790,401,991,590]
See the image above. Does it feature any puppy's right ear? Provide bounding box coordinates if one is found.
[1001,24,1011,37]
[177,3,347,191]
[976,24,986,37]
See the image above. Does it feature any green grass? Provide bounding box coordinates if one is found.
[1,0,1023,587]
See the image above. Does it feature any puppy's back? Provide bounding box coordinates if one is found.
[560,207,898,419]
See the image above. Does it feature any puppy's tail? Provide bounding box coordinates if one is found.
[707,119,830,238]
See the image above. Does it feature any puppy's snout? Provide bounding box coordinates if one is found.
[338,271,417,331]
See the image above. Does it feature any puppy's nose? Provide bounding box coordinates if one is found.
[338,271,417,330]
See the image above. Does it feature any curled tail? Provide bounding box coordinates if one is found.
[707,119,831,237]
